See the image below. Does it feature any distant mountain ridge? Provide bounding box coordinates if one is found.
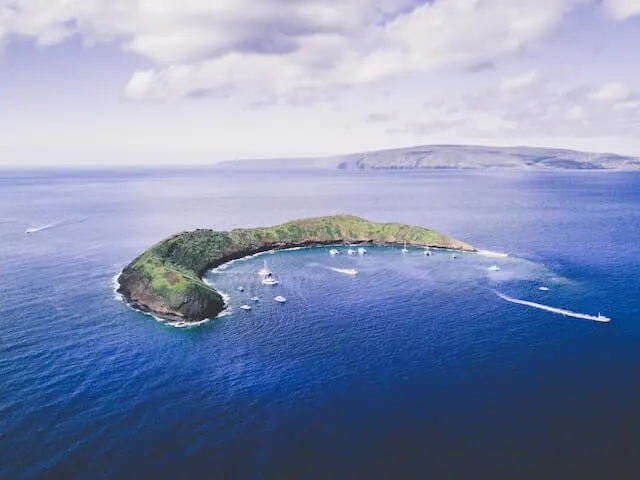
[220,144,640,171]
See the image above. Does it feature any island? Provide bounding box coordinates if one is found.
[219,144,640,171]
[117,215,475,322]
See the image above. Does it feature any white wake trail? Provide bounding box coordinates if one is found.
[495,291,610,323]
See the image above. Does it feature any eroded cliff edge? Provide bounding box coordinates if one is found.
[117,215,475,322]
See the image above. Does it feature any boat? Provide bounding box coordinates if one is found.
[239,304,252,311]
[357,247,367,255]
[347,248,356,256]
[329,248,339,256]
[262,277,279,286]
[596,312,611,322]
[451,253,457,259]
[401,241,409,254]
[251,296,260,302]
[538,286,550,292]
[487,265,500,272]
[237,286,245,292]
[424,248,432,256]
[274,295,287,303]
[258,260,272,277]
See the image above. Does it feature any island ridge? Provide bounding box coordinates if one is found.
[117,215,475,322]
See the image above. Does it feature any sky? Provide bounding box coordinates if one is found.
[1,0,640,166]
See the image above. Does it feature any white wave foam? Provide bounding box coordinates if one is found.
[477,249,509,258]
[495,291,610,323]
[111,271,124,302]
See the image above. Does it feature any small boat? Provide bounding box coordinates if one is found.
[596,312,611,322]
[262,277,279,286]
[487,265,500,272]
[451,253,457,259]
[424,248,432,256]
[237,286,245,292]
[357,247,367,255]
[329,248,339,256]
[251,296,260,302]
[401,241,409,254]
[347,248,356,256]
[274,296,287,303]
[239,305,252,311]
[258,260,272,277]
[538,286,550,292]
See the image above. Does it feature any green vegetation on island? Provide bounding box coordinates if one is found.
[117,215,475,322]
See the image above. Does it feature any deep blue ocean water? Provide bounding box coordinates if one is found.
[1,169,640,479]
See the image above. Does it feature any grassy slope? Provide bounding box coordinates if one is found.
[119,215,474,320]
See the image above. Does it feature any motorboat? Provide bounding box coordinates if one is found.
[258,260,272,277]
[239,305,252,311]
[329,248,339,256]
[347,248,356,256]
[424,248,432,256]
[357,247,367,255]
[274,296,287,303]
[262,277,279,286]
[451,253,457,259]
[237,286,245,292]
[487,265,500,272]
[251,296,260,302]
[538,286,550,292]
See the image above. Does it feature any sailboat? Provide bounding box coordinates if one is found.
[424,247,432,256]
[401,241,409,254]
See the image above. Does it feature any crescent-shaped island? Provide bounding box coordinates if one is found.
[117,215,475,322]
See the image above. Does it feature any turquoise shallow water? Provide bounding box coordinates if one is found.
[1,169,640,479]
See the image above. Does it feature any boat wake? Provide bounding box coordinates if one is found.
[495,291,610,323]
[329,267,359,276]
[25,217,87,234]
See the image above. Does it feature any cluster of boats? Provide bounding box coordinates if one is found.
[237,261,287,311]
[330,243,452,259]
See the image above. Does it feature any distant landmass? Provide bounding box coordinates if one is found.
[219,144,640,171]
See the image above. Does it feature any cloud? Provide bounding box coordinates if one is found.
[500,70,539,92]
[0,0,592,100]
[390,79,640,139]
[589,82,631,102]
[602,0,640,19]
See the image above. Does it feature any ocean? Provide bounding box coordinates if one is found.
[1,168,639,479]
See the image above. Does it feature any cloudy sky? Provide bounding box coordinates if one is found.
[2,0,640,166]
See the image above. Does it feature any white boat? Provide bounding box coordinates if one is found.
[329,248,339,256]
[357,247,367,255]
[401,241,409,254]
[451,253,457,259]
[237,286,245,292]
[258,260,272,277]
[538,286,550,292]
[251,296,260,302]
[274,295,287,303]
[239,304,252,311]
[262,277,279,286]
[347,248,356,256]
[25,227,37,235]
[596,312,611,322]
[487,265,500,272]
[424,248,432,256]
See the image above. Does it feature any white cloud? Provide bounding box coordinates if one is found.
[500,70,539,92]
[0,0,591,100]
[590,82,631,102]
[602,0,640,19]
